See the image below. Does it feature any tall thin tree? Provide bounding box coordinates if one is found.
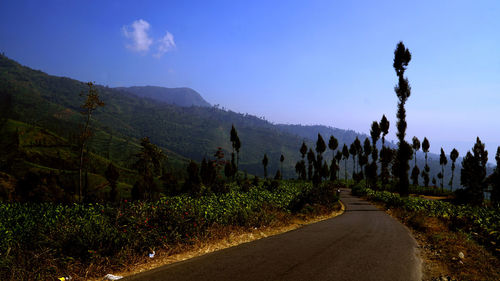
[262,154,268,179]
[328,136,339,182]
[230,124,241,177]
[439,148,448,191]
[78,82,104,202]
[335,150,343,180]
[342,144,349,184]
[421,137,430,187]
[299,142,308,180]
[349,142,357,179]
[448,148,459,190]
[393,41,412,196]
[329,136,339,159]
[363,137,372,187]
[354,137,362,173]
[307,148,315,181]
[316,134,327,163]
[369,121,381,187]
[491,147,500,205]
[411,136,420,186]
[379,115,390,185]
[280,154,285,178]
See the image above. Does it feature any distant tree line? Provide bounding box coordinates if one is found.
[1,43,500,208]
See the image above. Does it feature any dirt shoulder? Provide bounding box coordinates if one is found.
[380,204,500,281]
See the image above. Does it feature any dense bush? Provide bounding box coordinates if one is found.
[0,181,338,280]
[289,181,340,212]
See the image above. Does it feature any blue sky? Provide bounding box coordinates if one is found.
[1,0,499,158]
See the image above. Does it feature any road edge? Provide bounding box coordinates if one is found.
[96,201,346,280]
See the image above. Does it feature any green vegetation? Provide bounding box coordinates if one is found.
[0,41,499,280]
[352,185,500,256]
[115,86,211,108]
[393,41,413,196]
[0,180,339,280]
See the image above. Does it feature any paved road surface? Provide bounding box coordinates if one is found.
[124,188,421,281]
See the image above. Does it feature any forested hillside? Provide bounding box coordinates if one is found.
[115,86,211,107]
[0,54,476,187]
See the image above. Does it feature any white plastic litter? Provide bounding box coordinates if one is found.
[149,250,156,258]
[458,251,465,259]
[104,274,123,280]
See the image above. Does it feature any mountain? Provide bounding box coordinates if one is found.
[275,124,398,148]
[0,54,490,191]
[115,86,211,107]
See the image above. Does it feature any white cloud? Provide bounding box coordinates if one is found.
[154,31,176,58]
[122,19,153,52]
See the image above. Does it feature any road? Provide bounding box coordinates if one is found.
[124,188,422,281]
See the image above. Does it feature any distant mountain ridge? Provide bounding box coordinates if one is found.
[1,54,487,188]
[115,86,211,107]
[275,124,397,149]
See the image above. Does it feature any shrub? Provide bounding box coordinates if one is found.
[0,181,340,279]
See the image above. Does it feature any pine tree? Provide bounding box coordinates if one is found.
[369,121,381,187]
[235,137,241,171]
[421,137,430,187]
[300,141,308,158]
[379,115,391,185]
[299,142,308,180]
[411,165,420,186]
[230,124,241,177]
[316,134,326,155]
[315,134,327,184]
[335,150,343,180]
[439,148,448,191]
[329,136,339,158]
[307,148,316,180]
[437,172,443,189]
[328,136,339,182]
[411,136,420,186]
[133,137,165,200]
[295,161,304,180]
[321,160,329,180]
[330,158,339,181]
[280,154,285,178]
[342,144,349,184]
[262,154,268,179]
[316,134,326,165]
[393,41,412,196]
[461,137,488,205]
[78,82,104,202]
[349,142,357,178]
[363,137,372,187]
[412,137,420,166]
[491,147,500,205]
[449,148,459,189]
[354,137,362,173]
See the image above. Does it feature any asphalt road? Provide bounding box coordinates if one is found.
[124,188,422,281]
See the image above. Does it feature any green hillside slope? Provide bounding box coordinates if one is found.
[115,86,211,107]
[0,54,480,187]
